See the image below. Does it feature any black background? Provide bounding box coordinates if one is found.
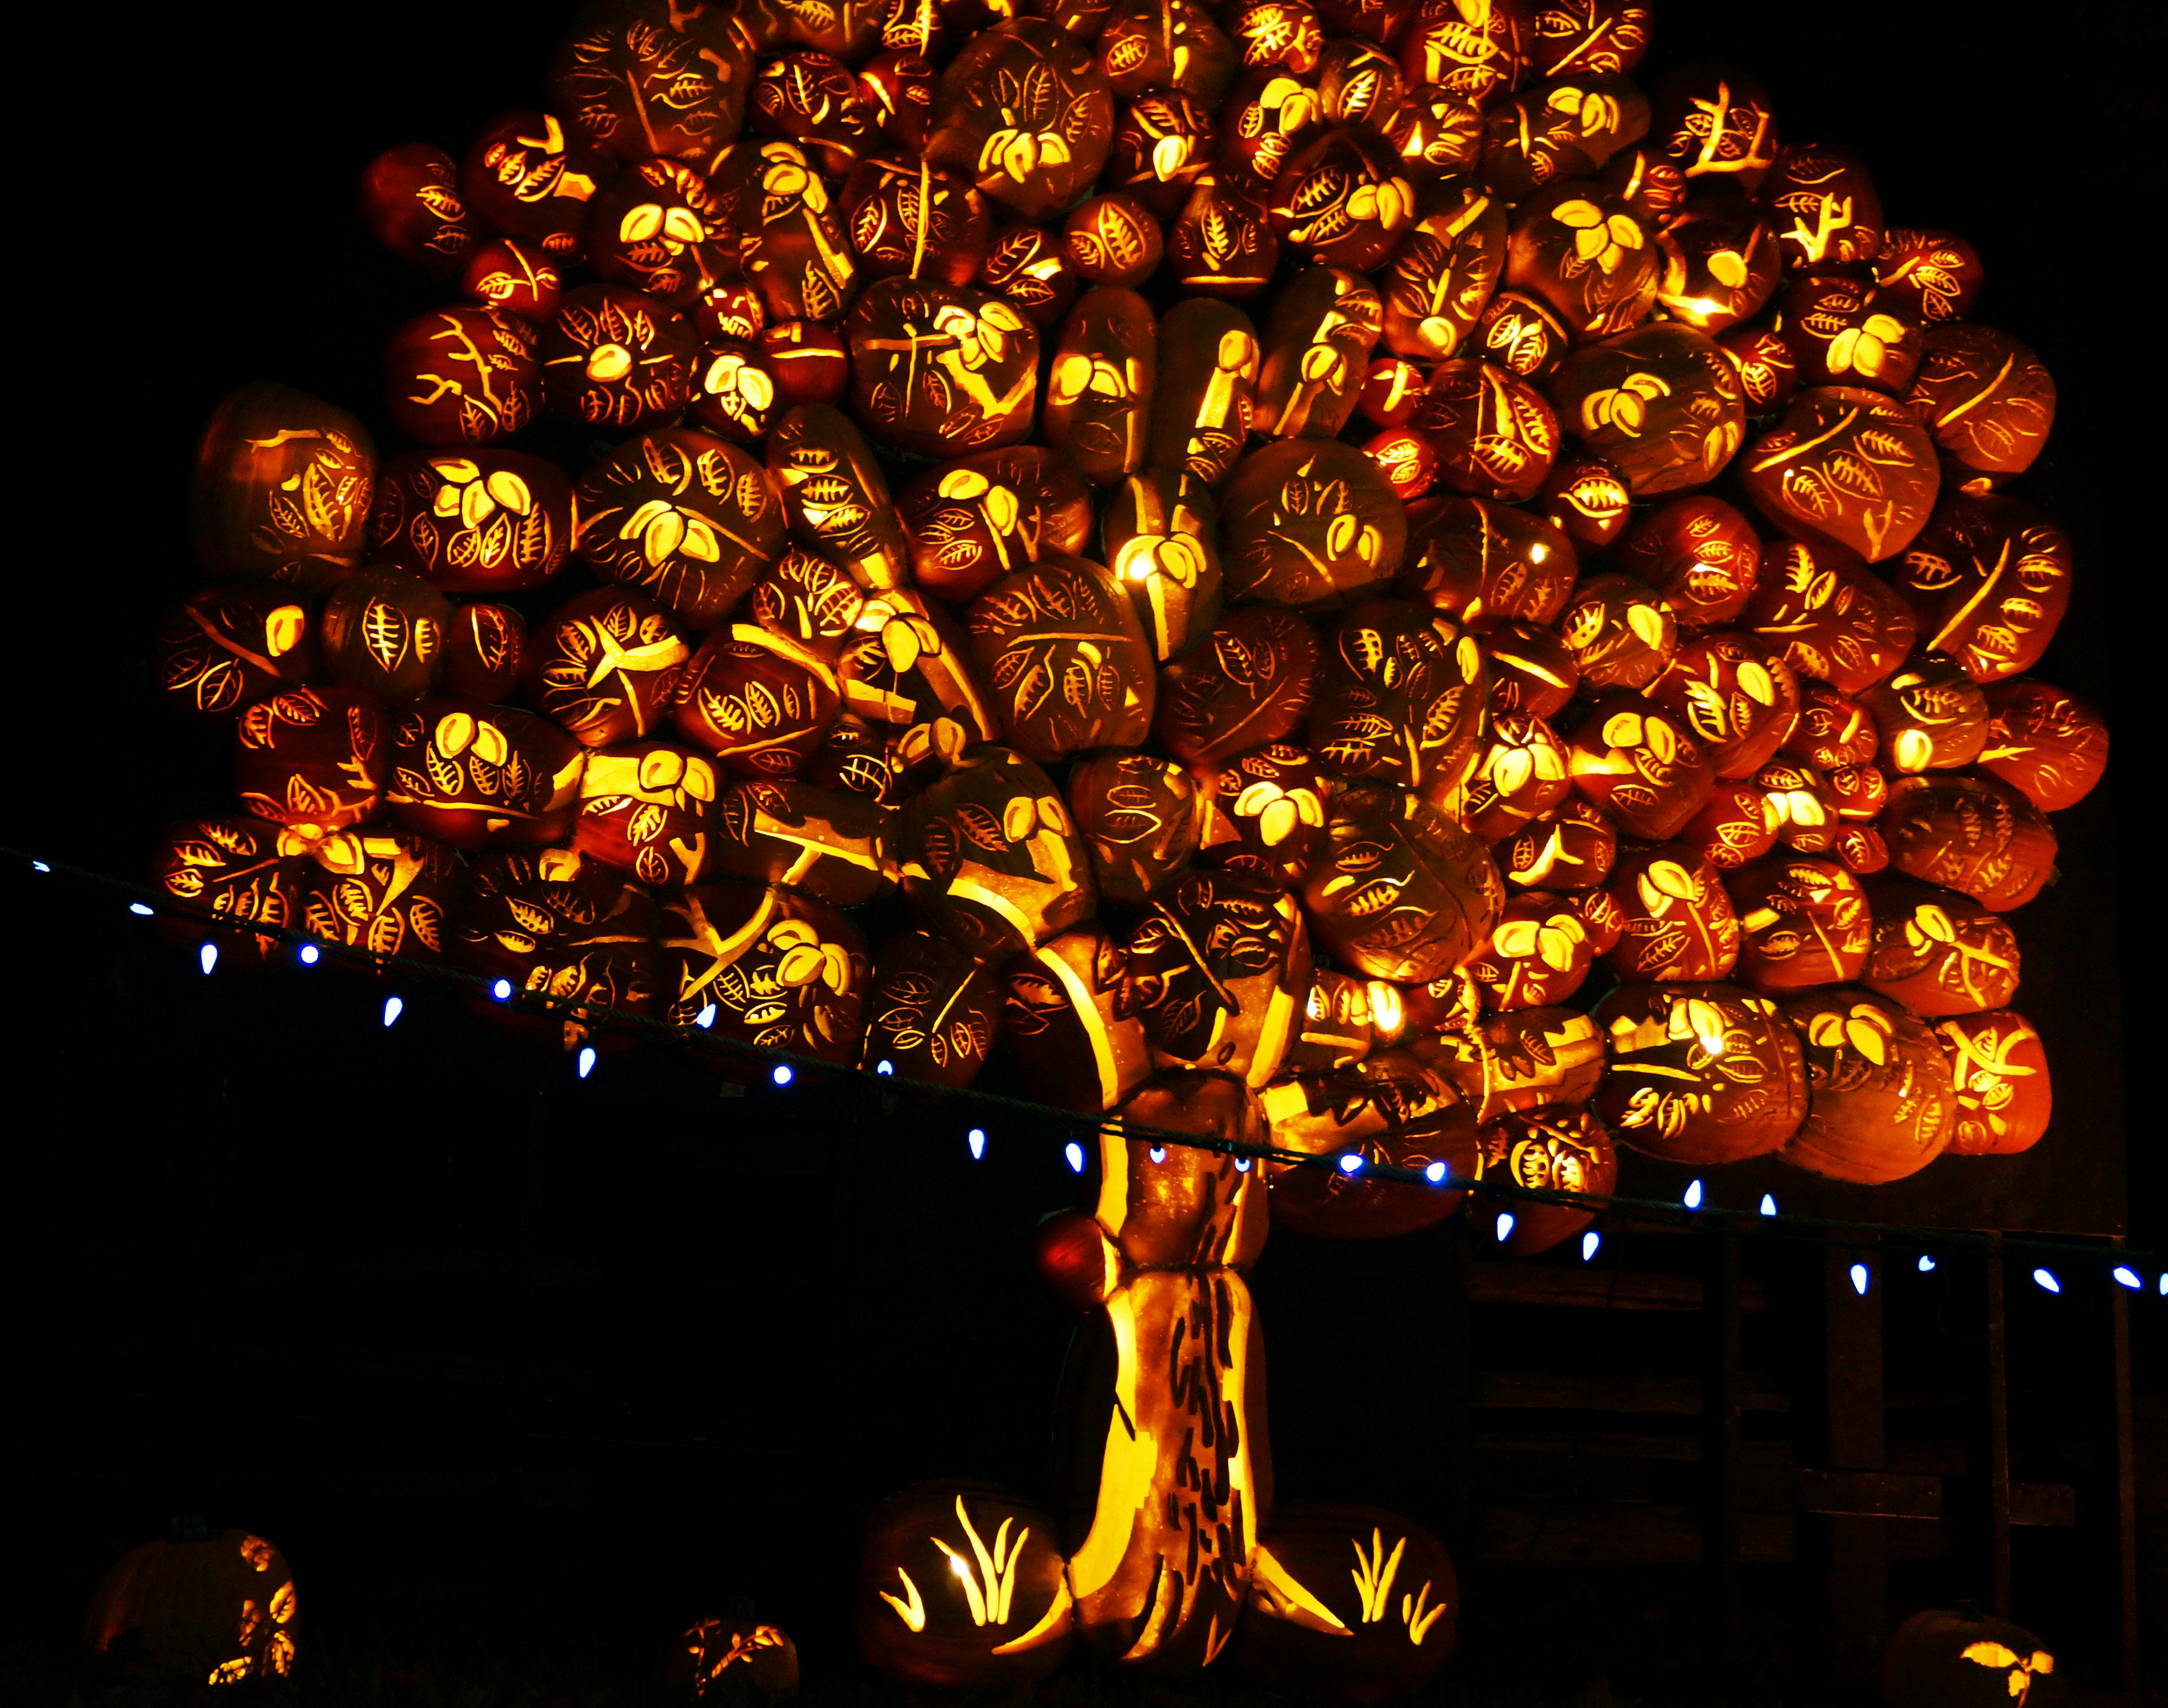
[4,0,2161,1697]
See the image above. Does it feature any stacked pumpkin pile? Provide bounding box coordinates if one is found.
[155,0,2102,1228]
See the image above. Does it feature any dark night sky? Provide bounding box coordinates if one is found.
[3,0,2159,1691]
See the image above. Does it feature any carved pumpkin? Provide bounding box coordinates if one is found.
[1858,654,1988,775]
[85,1525,298,1689]
[1005,926,1154,1113]
[1903,323,2057,487]
[539,283,698,431]
[319,568,452,703]
[1068,750,1200,903]
[1496,797,1616,892]
[386,700,587,851]
[1727,856,1870,994]
[1195,743,1331,887]
[1409,355,1561,500]
[548,5,749,166]
[673,625,842,779]
[1231,1502,1457,1703]
[1744,538,1917,695]
[1883,772,2056,912]
[847,276,1040,454]
[1603,843,1741,981]
[1454,713,1573,843]
[233,688,386,837]
[383,305,539,444]
[679,1617,799,1701]
[1863,880,2021,1016]
[1129,867,1310,1086]
[525,587,691,747]
[897,446,1094,602]
[1978,678,2108,812]
[1470,1105,1616,1256]
[302,829,464,965]
[1221,439,1405,608]
[1148,297,1263,485]
[1420,1003,1607,1125]
[359,142,476,274]
[150,819,301,963]
[1396,496,1577,625]
[1891,493,2070,685]
[1303,784,1504,984]
[858,1481,1074,1683]
[926,18,1116,219]
[1308,600,1486,791]
[154,586,314,721]
[767,404,912,591]
[1466,890,1594,1008]
[1776,987,1954,1183]
[861,928,998,1085]
[1557,572,1676,691]
[1154,606,1322,770]
[1648,632,1798,779]
[454,846,656,1051]
[371,449,573,592]
[897,746,1095,959]
[1880,1606,2060,1708]
[1550,321,1744,495]
[968,553,1157,761]
[1593,980,1806,1163]
[1938,1011,2052,1157]
[1044,286,1157,484]
[574,428,783,628]
[1615,492,1759,630]
[458,110,604,257]
[1758,141,1882,272]
[658,881,867,1063]
[710,779,894,906]
[1565,693,1716,840]
[1737,386,1938,564]
[574,742,719,885]
[190,383,376,582]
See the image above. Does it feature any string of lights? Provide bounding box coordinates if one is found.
[10,842,2157,1299]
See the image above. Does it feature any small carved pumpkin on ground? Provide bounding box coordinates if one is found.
[679,1616,799,1701]
[1230,1502,1457,1702]
[857,1481,1074,1684]
[85,1524,298,1689]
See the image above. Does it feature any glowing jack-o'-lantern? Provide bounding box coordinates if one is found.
[1466,891,1594,1009]
[302,829,464,965]
[524,587,690,747]
[1068,750,1200,903]
[1880,1606,2058,1708]
[898,745,1095,959]
[658,882,867,1063]
[1738,387,1939,564]
[190,383,376,582]
[898,446,1095,603]
[1648,633,1798,779]
[360,143,476,275]
[1419,1002,1608,1124]
[766,404,910,591]
[1471,1105,1617,1256]
[1858,655,1988,774]
[1410,356,1562,501]
[1285,966,1389,1072]
[1603,843,1741,982]
[925,19,1116,220]
[1938,1010,2051,1156]
[1566,693,1716,841]
[1616,493,1759,631]
[1129,867,1310,1086]
[383,305,539,445]
[1044,286,1157,485]
[1502,181,1660,343]
[574,742,718,885]
[841,593,1000,752]
[1004,926,1153,1113]
[673,626,842,780]
[540,284,699,431]
[680,1617,798,1701]
[575,429,783,628]
[1557,572,1675,691]
[1892,493,2070,685]
[839,157,991,287]
[1648,63,1778,195]
[1154,606,1322,769]
[1651,196,1778,335]
[1883,772,2056,912]
[1551,321,1744,495]
[1397,496,1577,626]
[1230,1503,1457,1703]
[1102,468,1227,661]
[233,688,386,837]
[371,449,573,592]
[1863,881,2020,1016]
[1221,439,1405,608]
[154,586,314,720]
[387,700,587,851]
[547,3,749,167]
[968,553,1157,761]
[1727,856,1870,994]
[1304,784,1505,984]
[1776,987,1954,1183]
[1744,537,1917,695]
[1454,713,1572,843]
[1107,93,1219,219]
[861,928,998,1086]
[454,846,657,1051]
[1593,980,1806,1163]
[982,220,1083,327]
[1475,616,1579,719]
[458,110,603,258]
[1480,72,1650,201]
[1063,1070,1267,1669]
[1496,797,1617,893]
[710,779,893,906]
[1195,743,1331,887]
[85,1524,298,1689]
[1308,600,1486,791]
[150,819,300,963]
[1903,323,2057,487]
[320,568,453,704]
[1148,298,1261,484]
[1978,678,2107,812]
[847,277,1040,455]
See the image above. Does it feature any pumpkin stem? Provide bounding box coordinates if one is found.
[1957,1598,1985,1621]
[169,1514,215,1544]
